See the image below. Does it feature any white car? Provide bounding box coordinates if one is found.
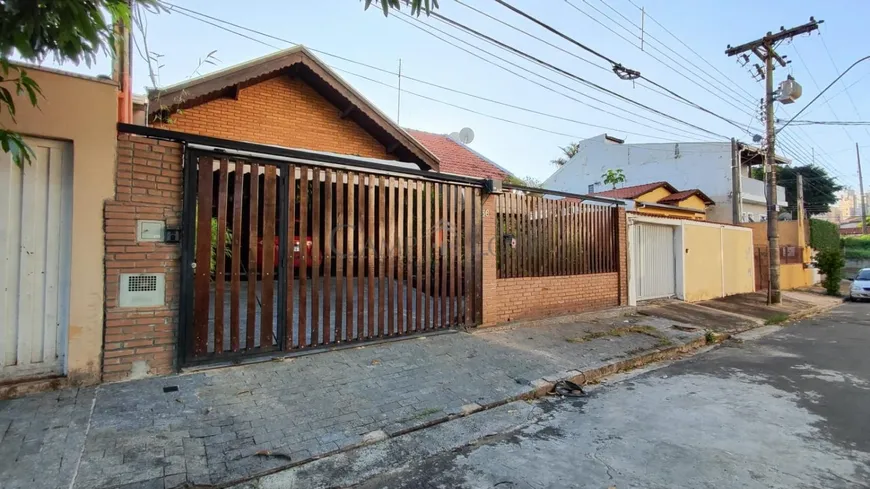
[848,268,870,301]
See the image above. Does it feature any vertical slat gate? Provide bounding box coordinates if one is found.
[214,161,228,353]
[182,150,483,365]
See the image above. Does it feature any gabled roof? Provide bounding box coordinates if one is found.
[147,46,440,171]
[405,129,513,179]
[657,188,714,206]
[590,181,677,200]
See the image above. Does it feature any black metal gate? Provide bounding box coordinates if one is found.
[179,146,482,366]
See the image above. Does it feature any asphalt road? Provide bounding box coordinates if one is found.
[354,302,870,489]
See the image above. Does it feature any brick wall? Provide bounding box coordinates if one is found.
[152,75,393,160]
[103,134,183,381]
[482,197,628,326]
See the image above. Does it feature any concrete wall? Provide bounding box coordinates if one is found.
[481,197,628,326]
[780,263,814,290]
[682,223,755,302]
[628,214,754,303]
[0,66,118,384]
[743,220,807,248]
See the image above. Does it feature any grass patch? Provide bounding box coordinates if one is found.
[705,331,716,344]
[566,325,667,343]
[409,407,442,421]
[764,313,790,325]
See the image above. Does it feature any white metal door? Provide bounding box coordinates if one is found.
[633,223,676,300]
[0,138,72,381]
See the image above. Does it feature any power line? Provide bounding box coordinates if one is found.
[610,0,848,180]
[491,0,639,79]
[394,11,719,141]
[792,42,854,143]
[782,120,870,126]
[452,0,611,74]
[427,7,729,139]
[162,3,716,145]
[567,0,762,119]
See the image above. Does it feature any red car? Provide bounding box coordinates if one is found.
[257,236,315,272]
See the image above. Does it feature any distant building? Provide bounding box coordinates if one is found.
[588,181,714,221]
[542,134,789,223]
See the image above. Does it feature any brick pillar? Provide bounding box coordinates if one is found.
[617,207,628,305]
[481,194,498,326]
[103,134,183,382]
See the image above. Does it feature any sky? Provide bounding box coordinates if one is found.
[35,0,870,191]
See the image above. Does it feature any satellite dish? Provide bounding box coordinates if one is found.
[459,127,475,144]
[449,132,461,140]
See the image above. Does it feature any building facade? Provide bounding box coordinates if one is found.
[542,135,788,224]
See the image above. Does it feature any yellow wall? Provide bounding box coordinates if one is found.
[683,224,755,302]
[677,195,708,211]
[723,228,755,295]
[0,66,118,384]
[635,206,705,220]
[684,225,725,301]
[781,263,814,290]
[743,220,806,248]
[634,188,706,220]
[637,187,672,203]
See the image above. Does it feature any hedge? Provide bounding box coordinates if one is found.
[809,218,840,251]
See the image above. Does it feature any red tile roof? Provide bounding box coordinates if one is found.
[406,129,511,179]
[657,189,714,205]
[590,181,677,199]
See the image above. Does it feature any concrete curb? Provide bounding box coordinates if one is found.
[783,302,840,323]
[214,334,707,489]
[215,300,840,488]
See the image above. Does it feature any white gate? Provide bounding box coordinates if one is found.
[0,138,72,381]
[632,222,676,300]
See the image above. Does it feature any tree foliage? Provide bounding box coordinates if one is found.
[364,0,439,16]
[0,0,155,166]
[751,164,842,217]
[550,141,581,166]
[809,218,840,251]
[814,248,845,296]
[601,168,626,189]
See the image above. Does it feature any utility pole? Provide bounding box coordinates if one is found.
[731,138,743,224]
[796,173,805,222]
[725,18,822,304]
[858,143,867,234]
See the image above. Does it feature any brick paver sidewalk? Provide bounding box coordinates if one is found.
[0,314,701,489]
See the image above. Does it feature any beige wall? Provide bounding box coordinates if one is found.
[0,66,117,384]
[722,227,755,295]
[781,263,814,290]
[743,220,807,248]
[683,223,755,302]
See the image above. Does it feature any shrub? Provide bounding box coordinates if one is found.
[814,248,845,296]
[809,219,839,251]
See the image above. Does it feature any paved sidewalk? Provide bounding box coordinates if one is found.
[0,312,703,489]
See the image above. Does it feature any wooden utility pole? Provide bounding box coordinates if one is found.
[725,18,822,304]
[731,138,743,224]
[796,173,805,222]
[858,143,867,234]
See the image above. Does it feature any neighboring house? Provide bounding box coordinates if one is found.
[542,134,790,224]
[405,129,514,180]
[0,65,118,390]
[145,46,440,171]
[589,181,714,221]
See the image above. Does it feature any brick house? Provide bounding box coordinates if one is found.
[104,46,627,382]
